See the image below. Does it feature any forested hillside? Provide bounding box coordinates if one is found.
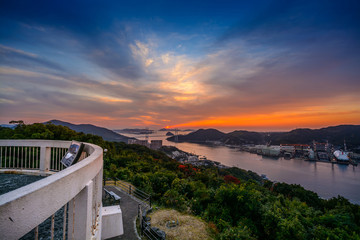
[168,125,360,149]
[1,123,360,239]
[48,119,130,142]
[167,128,227,142]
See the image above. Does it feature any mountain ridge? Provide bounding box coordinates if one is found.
[167,125,360,149]
[167,128,227,142]
[47,119,131,142]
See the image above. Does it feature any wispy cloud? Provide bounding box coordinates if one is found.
[0,45,64,72]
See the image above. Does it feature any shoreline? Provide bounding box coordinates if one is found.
[160,144,360,205]
[167,139,359,167]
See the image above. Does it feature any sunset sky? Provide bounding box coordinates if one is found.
[1,0,359,131]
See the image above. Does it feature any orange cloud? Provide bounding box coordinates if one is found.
[167,110,360,131]
[95,96,132,103]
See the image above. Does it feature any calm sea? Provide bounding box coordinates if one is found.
[121,131,360,205]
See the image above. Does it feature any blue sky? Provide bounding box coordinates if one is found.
[1,0,360,131]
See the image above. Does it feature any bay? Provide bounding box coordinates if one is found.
[121,130,360,205]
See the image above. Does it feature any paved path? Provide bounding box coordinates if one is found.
[104,185,142,240]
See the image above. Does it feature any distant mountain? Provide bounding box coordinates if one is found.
[47,120,131,142]
[270,125,360,148]
[159,128,176,131]
[167,129,227,142]
[224,130,265,145]
[167,125,360,149]
[159,128,195,132]
[114,128,154,135]
[0,124,18,129]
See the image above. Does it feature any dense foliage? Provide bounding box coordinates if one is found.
[1,123,360,239]
[0,123,116,155]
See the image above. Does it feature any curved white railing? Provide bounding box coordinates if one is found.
[0,140,104,239]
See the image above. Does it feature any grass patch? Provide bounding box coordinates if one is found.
[148,209,213,240]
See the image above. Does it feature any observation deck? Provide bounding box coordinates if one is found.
[0,139,123,239]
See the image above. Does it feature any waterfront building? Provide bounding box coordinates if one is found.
[128,139,150,147]
[128,139,162,150]
[281,144,310,153]
[313,141,329,152]
[150,140,162,150]
[280,144,295,152]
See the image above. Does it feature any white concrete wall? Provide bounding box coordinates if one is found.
[0,140,104,239]
[101,206,124,240]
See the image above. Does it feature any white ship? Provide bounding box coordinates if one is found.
[333,150,349,163]
[334,140,350,164]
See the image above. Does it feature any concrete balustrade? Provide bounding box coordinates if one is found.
[0,140,71,174]
[0,140,123,240]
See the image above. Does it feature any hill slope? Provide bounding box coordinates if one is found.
[47,120,130,142]
[167,129,227,142]
[224,130,265,145]
[270,125,360,147]
[167,125,360,148]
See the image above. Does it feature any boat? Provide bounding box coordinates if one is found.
[333,150,349,164]
[349,158,358,166]
[317,152,330,161]
[284,152,292,159]
[307,149,315,160]
[199,156,208,161]
[261,146,281,157]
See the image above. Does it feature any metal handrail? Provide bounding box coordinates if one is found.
[139,207,165,240]
[105,178,152,208]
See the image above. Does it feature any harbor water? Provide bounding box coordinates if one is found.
[123,131,360,205]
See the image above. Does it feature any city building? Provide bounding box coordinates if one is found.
[128,139,163,150]
[150,140,162,150]
[313,141,329,152]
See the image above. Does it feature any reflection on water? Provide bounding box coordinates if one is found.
[124,131,360,204]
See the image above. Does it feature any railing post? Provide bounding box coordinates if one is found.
[140,210,143,235]
[40,146,51,173]
[129,185,132,195]
[68,180,94,240]
[138,204,140,219]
